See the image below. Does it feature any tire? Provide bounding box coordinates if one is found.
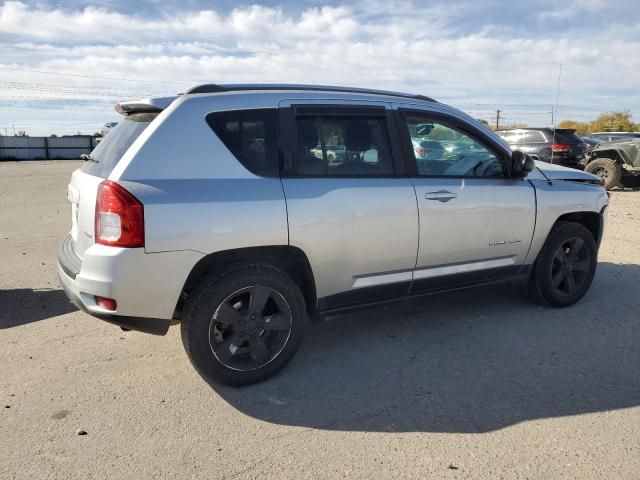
[585,157,622,190]
[528,221,598,308]
[181,264,308,386]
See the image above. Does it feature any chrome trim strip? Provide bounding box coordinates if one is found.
[352,271,412,289]
[413,257,516,280]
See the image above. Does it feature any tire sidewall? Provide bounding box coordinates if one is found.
[181,265,307,386]
[586,157,622,189]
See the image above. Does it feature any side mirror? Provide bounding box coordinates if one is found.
[510,150,535,178]
[363,149,379,163]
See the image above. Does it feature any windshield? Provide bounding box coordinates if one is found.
[80,112,159,178]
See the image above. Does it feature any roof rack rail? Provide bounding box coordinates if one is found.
[185,84,436,103]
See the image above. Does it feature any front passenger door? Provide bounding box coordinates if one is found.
[395,106,536,292]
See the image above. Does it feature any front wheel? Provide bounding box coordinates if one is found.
[181,264,308,386]
[529,222,598,308]
[585,157,622,190]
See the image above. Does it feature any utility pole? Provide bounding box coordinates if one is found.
[495,109,501,130]
[550,105,554,126]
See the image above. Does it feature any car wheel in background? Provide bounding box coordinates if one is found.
[585,157,622,190]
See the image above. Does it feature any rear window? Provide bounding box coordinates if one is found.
[206,109,279,177]
[80,113,158,178]
[553,129,582,144]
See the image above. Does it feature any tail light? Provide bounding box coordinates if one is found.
[95,296,117,311]
[95,180,144,247]
[416,148,430,156]
[550,144,571,152]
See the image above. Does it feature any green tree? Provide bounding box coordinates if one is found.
[557,120,590,135]
[589,111,638,133]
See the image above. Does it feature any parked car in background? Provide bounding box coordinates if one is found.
[496,128,587,169]
[582,137,640,189]
[310,144,346,163]
[590,132,640,142]
[581,136,602,152]
[58,84,608,386]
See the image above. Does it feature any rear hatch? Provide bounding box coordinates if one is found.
[67,100,170,259]
[551,128,587,162]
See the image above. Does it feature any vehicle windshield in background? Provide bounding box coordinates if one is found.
[81,112,159,178]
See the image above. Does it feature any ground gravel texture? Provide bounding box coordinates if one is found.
[1,161,639,479]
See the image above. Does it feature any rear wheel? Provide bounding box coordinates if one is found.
[529,222,597,308]
[585,157,622,190]
[181,264,308,386]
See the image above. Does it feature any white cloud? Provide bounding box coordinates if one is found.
[0,1,638,135]
[538,0,606,20]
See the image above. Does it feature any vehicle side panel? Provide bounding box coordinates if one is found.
[112,95,289,255]
[120,178,289,254]
[524,179,608,265]
[283,177,419,300]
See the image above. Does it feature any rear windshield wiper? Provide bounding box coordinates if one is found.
[80,154,98,163]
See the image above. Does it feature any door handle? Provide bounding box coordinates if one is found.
[425,190,457,202]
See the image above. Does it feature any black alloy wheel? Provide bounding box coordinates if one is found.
[550,236,592,297]
[209,285,292,371]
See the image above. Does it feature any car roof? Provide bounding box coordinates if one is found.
[185,83,437,103]
[115,84,439,116]
[591,131,639,134]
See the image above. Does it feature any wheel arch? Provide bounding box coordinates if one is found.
[554,211,603,246]
[173,245,318,321]
[592,148,626,165]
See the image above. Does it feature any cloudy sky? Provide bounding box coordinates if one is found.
[0,0,638,136]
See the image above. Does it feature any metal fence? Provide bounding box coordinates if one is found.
[0,136,98,160]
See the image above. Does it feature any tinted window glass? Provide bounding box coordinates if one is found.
[80,112,158,178]
[295,116,394,176]
[497,130,524,144]
[403,115,504,177]
[553,129,582,144]
[524,130,546,143]
[206,109,278,177]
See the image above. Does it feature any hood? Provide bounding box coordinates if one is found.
[532,161,602,184]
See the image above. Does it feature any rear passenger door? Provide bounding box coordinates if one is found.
[394,105,536,292]
[279,101,419,310]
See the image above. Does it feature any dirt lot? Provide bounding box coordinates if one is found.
[1,160,639,479]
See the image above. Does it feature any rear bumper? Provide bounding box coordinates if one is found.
[58,269,171,335]
[57,234,203,334]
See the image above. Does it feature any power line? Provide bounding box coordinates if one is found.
[0,65,187,86]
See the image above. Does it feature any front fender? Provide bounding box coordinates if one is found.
[525,179,608,265]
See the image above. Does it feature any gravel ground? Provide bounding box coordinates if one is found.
[1,160,639,479]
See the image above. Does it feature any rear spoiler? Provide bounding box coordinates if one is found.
[115,96,177,115]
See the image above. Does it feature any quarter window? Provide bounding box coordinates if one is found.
[206,109,278,177]
[294,116,394,176]
[402,115,505,177]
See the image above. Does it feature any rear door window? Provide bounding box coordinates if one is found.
[524,131,546,143]
[206,109,279,177]
[293,115,394,176]
[498,130,524,144]
[80,112,158,178]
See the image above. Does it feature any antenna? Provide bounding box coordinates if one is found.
[550,63,563,165]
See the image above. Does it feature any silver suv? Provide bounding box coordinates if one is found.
[58,84,609,386]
